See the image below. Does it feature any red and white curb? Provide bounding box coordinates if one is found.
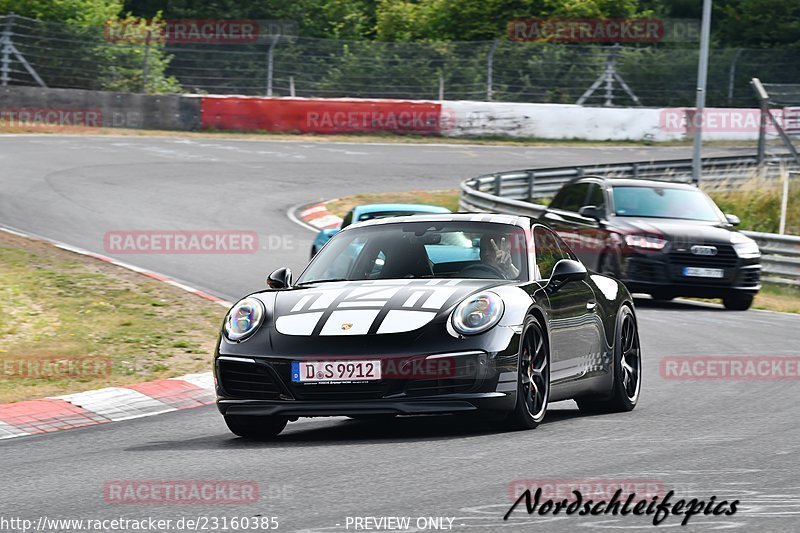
[298,202,343,230]
[0,373,215,439]
[0,225,232,440]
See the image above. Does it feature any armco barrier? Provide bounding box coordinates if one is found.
[460,154,800,201]
[200,96,445,134]
[460,156,800,286]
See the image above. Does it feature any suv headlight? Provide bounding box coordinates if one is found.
[624,234,668,250]
[451,292,504,335]
[223,297,265,342]
[733,240,760,258]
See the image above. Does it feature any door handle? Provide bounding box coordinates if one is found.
[586,300,597,311]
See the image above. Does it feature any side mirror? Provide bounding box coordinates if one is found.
[550,259,588,287]
[725,214,741,226]
[578,205,603,221]
[267,267,292,289]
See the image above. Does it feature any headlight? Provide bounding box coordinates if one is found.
[223,297,265,342]
[624,234,668,250]
[451,291,504,335]
[733,240,760,258]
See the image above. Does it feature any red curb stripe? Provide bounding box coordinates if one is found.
[0,399,106,434]
[193,290,227,303]
[303,210,334,222]
[125,380,215,410]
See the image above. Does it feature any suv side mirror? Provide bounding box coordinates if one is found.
[578,205,603,221]
[550,259,588,287]
[725,214,741,226]
[267,267,292,289]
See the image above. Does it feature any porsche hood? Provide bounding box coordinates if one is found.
[271,279,502,337]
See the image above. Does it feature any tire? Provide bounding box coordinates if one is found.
[599,252,621,279]
[577,305,641,414]
[500,316,549,430]
[224,415,287,440]
[723,293,754,311]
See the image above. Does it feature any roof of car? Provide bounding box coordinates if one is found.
[353,203,452,214]
[576,176,698,190]
[347,212,527,230]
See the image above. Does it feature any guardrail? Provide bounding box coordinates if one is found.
[461,154,799,202]
[460,154,800,286]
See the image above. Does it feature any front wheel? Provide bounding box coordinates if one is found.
[723,293,754,311]
[577,305,641,414]
[501,316,549,430]
[224,415,287,440]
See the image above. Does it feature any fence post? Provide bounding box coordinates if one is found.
[438,72,444,101]
[142,29,152,93]
[493,174,502,196]
[752,78,769,168]
[727,48,743,106]
[1,14,14,87]
[486,40,497,101]
[289,75,295,97]
[266,34,280,96]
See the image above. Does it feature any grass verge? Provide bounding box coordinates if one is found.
[0,231,224,403]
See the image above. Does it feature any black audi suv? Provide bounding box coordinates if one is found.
[539,177,761,310]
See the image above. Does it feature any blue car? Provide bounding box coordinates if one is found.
[310,203,451,258]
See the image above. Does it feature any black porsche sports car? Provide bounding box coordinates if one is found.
[214,214,641,439]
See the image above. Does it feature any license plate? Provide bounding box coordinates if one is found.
[682,267,724,278]
[291,360,382,383]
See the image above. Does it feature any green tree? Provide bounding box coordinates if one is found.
[0,0,122,25]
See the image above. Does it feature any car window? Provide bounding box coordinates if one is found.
[612,186,722,222]
[586,183,606,212]
[549,183,590,212]
[533,226,571,279]
[299,222,528,282]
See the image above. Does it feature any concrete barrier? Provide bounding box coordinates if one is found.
[200,95,444,134]
[0,86,201,130]
[0,86,768,142]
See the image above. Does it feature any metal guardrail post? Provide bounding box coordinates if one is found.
[527,171,535,201]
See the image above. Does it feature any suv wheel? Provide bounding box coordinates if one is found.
[723,293,754,311]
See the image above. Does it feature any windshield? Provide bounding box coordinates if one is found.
[298,221,528,283]
[612,186,723,222]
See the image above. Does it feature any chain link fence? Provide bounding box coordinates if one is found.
[2,14,800,107]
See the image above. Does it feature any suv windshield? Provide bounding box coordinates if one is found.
[612,186,723,222]
[298,221,528,283]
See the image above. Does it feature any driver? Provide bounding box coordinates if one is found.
[479,233,520,279]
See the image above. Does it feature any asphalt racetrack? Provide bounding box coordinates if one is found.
[1,135,798,532]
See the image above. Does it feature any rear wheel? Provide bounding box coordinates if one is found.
[501,316,549,430]
[224,415,287,440]
[577,305,641,414]
[723,293,754,311]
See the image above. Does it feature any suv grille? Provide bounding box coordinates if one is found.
[669,244,739,268]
